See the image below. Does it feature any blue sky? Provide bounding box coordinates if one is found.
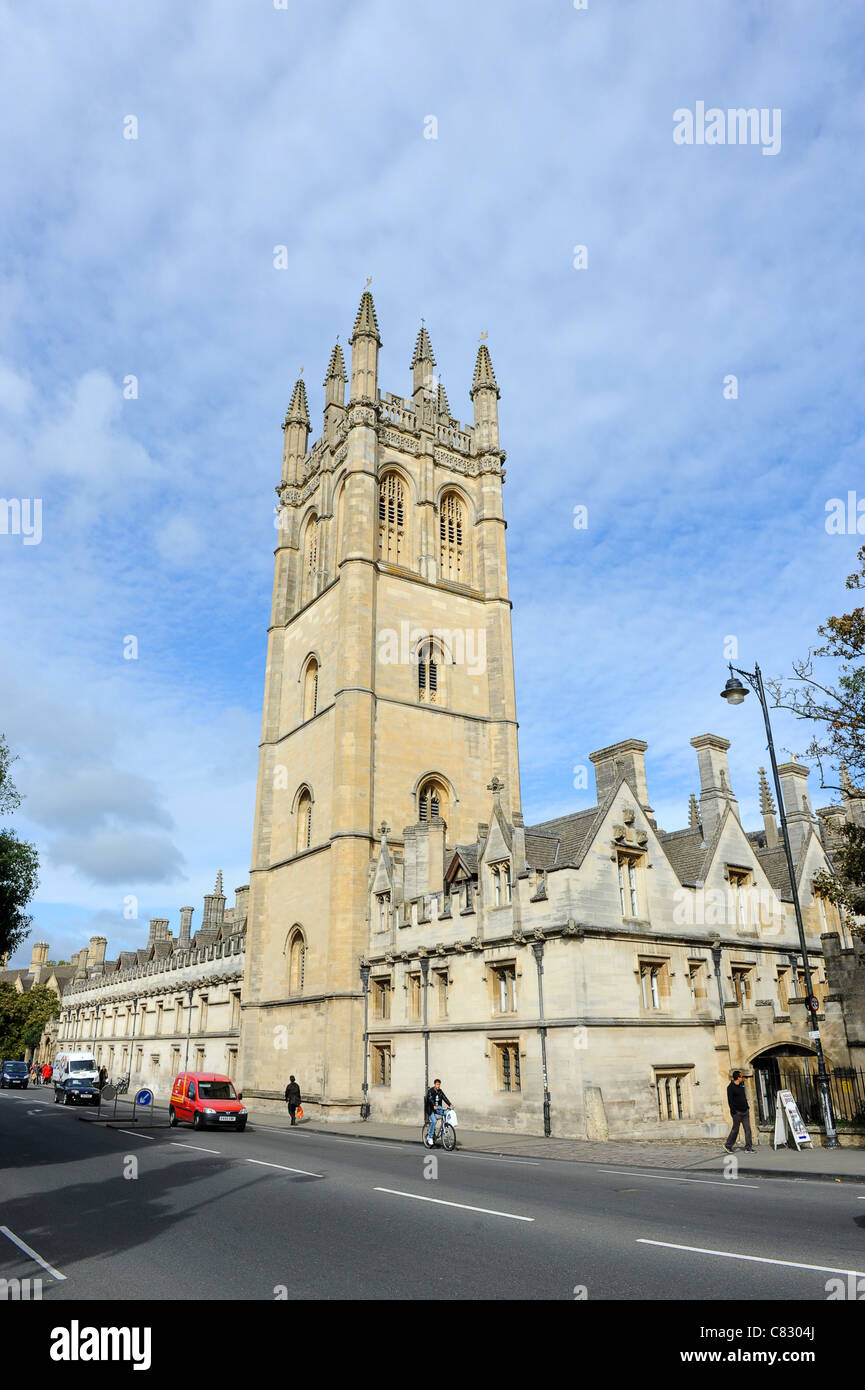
[2,0,863,965]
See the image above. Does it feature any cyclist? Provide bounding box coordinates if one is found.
[424,1078,453,1147]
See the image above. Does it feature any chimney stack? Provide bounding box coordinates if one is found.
[777,758,816,862]
[690,734,739,840]
[589,739,651,812]
[178,907,194,949]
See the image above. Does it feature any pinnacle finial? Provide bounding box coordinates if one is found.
[323,342,347,385]
[285,376,310,427]
[411,324,436,369]
[214,870,224,896]
[688,793,700,829]
[470,342,500,400]
[377,821,390,840]
[487,775,504,797]
[350,289,381,344]
[436,381,451,418]
[758,766,776,815]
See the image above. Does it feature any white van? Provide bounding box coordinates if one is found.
[53,1052,99,1091]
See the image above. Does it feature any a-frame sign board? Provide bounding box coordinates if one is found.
[773,1089,813,1150]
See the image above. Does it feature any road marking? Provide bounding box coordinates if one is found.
[169,1142,221,1155]
[0,1226,67,1281]
[246,1159,323,1178]
[599,1168,760,1190]
[251,1128,541,1164]
[636,1239,865,1277]
[117,1130,156,1140]
[374,1187,534,1222]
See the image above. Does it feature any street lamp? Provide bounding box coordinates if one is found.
[359,961,371,1120]
[183,986,195,1073]
[127,996,139,1088]
[531,938,552,1137]
[720,662,839,1147]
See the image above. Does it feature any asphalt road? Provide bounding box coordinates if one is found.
[2,1088,864,1301]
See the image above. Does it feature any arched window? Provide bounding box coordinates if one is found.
[288,928,305,992]
[439,492,465,582]
[418,777,447,824]
[301,515,319,605]
[302,657,319,721]
[295,788,312,852]
[417,638,443,705]
[379,473,405,563]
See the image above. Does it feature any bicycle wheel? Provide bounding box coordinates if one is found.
[421,1122,432,1146]
[441,1123,456,1152]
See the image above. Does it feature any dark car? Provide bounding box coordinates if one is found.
[1,1060,29,1089]
[54,1077,100,1106]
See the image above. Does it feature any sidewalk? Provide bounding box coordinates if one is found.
[89,1097,865,1183]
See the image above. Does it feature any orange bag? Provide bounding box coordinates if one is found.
[296,1105,304,1119]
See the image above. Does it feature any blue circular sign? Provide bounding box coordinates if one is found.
[135,1088,153,1107]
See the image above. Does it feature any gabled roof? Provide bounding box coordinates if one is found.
[446,845,478,881]
[657,828,709,887]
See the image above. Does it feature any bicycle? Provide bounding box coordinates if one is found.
[114,1077,129,1095]
[421,1109,456,1151]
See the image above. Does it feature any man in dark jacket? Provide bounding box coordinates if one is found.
[424,1079,452,1146]
[724,1070,754,1152]
[284,1075,301,1124]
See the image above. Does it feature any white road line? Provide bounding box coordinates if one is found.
[117,1130,156,1140]
[599,1168,760,1190]
[246,1159,323,1178]
[0,1226,67,1281]
[249,1128,540,1165]
[374,1187,534,1222]
[169,1142,221,1155]
[636,1239,865,1278]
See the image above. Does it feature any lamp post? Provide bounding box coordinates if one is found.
[127,996,139,1088]
[531,938,552,1137]
[720,662,839,1147]
[359,961,371,1119]
[183,987,194,1073]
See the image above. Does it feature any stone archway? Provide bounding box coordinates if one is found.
[750,1044,818,1125]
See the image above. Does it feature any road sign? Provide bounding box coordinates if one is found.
[101,1084,117,1102]
[808,996,819,1013]
[773,1089,812,1150]
[135,1088,153,1108]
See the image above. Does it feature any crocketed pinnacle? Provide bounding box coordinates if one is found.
[349,289,381,344]
[470,342,500,399]
[323,342,347,385]
[411,325,436,369]
[214,870,224,896]
[436,381,451,417]
[758,767,776,815]
[688,793,700,829]
[284,376,310,426]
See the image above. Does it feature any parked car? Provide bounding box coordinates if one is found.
[54,1076,100,1106]
[1,1060,29,1089]
[169,1073,247,1130]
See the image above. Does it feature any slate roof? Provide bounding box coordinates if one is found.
[657,829,708,887]
[524,808,601,869]
[754,847,794,901]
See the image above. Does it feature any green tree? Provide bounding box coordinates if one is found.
[769,544,865,925]
[0,982,59,1059]
[0,734,39,962]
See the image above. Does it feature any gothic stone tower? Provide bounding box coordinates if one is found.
[239,292,521,1115]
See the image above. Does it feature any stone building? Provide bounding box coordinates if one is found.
[51,874,247,1092]
[0,942,75,1065]
[237,289,865,1139]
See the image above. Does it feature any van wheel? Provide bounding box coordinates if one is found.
[168,1107,177,1127]
[53,1089,59,1104]
[63,1092,71,1105]
[236,1121,247,1132]
[193,1112,202,1130]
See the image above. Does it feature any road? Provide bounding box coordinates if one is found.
[1,1088,864,1301]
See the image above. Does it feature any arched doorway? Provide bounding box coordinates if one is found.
[752,1045,819,1124]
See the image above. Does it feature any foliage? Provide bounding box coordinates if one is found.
[0,982,59,1059]
[0,735,40,962]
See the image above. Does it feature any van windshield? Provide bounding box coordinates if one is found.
[198,1081,237,1101]
[70,1061,94,1073]
[4,1062,27,1074]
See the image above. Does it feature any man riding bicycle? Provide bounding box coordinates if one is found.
[424,1078,453,1147]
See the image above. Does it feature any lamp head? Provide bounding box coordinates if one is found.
[720,673,748,706]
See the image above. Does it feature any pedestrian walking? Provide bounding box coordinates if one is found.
[724,1069,755,1152]
[42,1062,52,1086]
[284,1075,301,1124]
[98,1065,108,1090]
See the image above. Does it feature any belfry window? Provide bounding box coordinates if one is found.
[418,779,446,823]
[302,658,319,721]
[289,929,305,992]
[439,492,465,582]
[379,473,405,563]
[417,640,441,704]
[296,789,312,852]
[301,516,319,605]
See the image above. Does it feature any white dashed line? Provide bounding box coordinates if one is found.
[169,1142,221,1155]
[599,1168,760,1189]
[246,1159,323,1177]
[636,1239,865,1277]
[374,1187,533,1222]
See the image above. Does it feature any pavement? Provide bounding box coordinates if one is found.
[85,1091,865,1184]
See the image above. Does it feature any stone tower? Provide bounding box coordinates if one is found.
[239,293,522,1115]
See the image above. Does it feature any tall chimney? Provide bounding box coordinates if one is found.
[87,936,107,969]
[777,758,816,862]
[690,734,739,840]
[178,907,194,949]
[589,739,651,812]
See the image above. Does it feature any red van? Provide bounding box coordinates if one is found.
[169,1073,248,1131]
